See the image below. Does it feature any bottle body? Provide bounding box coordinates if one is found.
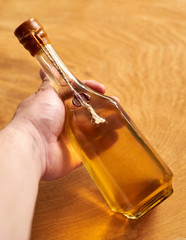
[64,82,173,219]
[36,48,173,219]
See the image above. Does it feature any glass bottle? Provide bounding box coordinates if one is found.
[14,18,173,219]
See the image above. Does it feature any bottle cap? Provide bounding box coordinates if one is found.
[14,18,50,56]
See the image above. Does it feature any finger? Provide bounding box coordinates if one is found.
[71,110,124,140]
[40,69,106,94]
[40,68,60,82]
[95,131,119,156]
[111,96,120,103]
[82,80,106,94]
[76,130,119,159]
[38,69,53,91]
[40,69,106,99]
[37,80,53,92]
[39,68,47,81]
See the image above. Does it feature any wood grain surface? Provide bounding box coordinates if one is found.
[0,0,186,239]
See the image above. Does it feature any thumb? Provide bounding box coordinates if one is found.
[40,68,48,82]
[38,69,53,91]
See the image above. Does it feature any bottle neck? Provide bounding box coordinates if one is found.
[43,44,77,82]
[35,44,106,124]
[35,44,86,101]
[35,44,77,85]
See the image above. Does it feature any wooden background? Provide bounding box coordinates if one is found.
[0,0,186,239]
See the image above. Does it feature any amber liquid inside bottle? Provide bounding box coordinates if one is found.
[56,79,173,219]
[36,46,173,218]
[34,47,173,219]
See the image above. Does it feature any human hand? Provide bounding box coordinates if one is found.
[12,70,106,180]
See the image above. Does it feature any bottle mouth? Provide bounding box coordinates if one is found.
[14,18,50,56]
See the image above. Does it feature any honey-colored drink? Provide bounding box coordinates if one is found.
[62,83,173,219]
[14,18,173,219]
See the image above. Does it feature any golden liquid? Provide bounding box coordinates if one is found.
[59,83,173,219]
[36,49,173,218]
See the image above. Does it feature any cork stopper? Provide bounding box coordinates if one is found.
[14,18,50,56]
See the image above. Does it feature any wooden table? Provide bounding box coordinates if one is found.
[0,0,186,239]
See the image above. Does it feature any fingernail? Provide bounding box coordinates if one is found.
[39,69,46,79]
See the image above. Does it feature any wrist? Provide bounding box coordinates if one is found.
[2,118,46,180]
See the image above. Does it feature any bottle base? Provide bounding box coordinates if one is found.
[113,185,173,220]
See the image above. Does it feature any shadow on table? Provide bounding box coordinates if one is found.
[101,211,155,240]
[32,167,156,240]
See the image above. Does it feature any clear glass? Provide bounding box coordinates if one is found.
[35,45,173,219]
